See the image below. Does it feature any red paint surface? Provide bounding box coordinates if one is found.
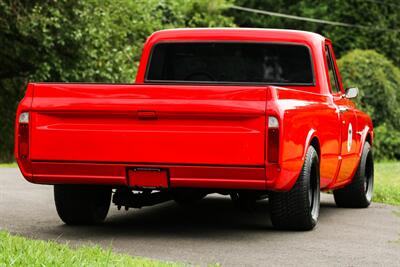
[128,169,169,188]
[15,28,373,191]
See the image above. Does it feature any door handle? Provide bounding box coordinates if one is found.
[338,107,348,113]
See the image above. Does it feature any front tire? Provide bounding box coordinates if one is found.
[269,146,320,230]
[333,142,374,208]
[54,185,111,225]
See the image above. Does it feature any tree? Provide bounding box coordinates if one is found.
[229,0,400,65]
[0,0,234,162]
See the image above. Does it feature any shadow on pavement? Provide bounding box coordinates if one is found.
[43,195,339,240]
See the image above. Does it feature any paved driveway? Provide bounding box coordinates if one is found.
[1,168,399,266]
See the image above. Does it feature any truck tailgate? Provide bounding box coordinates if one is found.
[30,84,266,166]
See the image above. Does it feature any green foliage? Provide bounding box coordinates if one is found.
[0,230,181,266]
[0,162,17,168]
[1,0,233,83]
[1,0,400,162]
[337,49,400,160]
[229,0,400,65]
[0,0,234,161]
[374,161,400,206]
[373,124,400,161]
[230,1,400,160]
[337,50,400,128]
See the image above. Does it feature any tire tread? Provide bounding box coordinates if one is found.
[54,185,111,225]
[333,142,373,208]
[269,146,320,230]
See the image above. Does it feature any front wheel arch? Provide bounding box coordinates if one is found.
[333,142,374,208]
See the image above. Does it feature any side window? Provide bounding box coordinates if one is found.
[325,45,340,94]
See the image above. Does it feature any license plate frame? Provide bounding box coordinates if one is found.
[128,168,169,188]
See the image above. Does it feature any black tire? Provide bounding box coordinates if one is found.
[54,185,111,225]
[333,142,374,208]
[269,146,320,231]
[171,189,207,206]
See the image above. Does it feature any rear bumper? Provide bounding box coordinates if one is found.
[24,161,267,190]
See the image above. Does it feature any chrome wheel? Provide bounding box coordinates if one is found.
[310,155,320,221]
[364,150,374,202]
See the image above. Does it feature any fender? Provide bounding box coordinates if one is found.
[290,128,318,189]
[302,128,317,161]
[269,128,317,191]
[357,126,372,157]
[343,125,371,185]
[346,125,372,182]
[327,125,372,189]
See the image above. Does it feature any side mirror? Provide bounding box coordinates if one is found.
[345,87,358,99]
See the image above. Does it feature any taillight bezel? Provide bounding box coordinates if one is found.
[18,112,30,159]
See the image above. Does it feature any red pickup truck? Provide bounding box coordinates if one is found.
[15,28,374,230]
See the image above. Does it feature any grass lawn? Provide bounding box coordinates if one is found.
[0,162,17,168]
[374,161,400,206]
[0,231,182,267]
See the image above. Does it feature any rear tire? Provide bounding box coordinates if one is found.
[269,146,320,230]
[333,142,374,208]
[54,185,111,225]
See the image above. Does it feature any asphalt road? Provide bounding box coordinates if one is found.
[1,168,399,266]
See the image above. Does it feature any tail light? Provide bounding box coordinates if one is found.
[18,112,29,159]
[268,116,279,163]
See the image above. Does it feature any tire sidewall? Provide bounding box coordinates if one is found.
[359,142,374,204]
[306,146,320,227]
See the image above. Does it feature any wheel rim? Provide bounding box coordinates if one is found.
[309,157,320,221]
[364,151,374,202]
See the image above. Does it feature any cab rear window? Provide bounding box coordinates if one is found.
[146,42,314,85]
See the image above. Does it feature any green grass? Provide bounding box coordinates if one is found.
[0,231,182,267]
[374,161,400,206]
[0,162,17,168]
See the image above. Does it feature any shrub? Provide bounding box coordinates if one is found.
[337,49,400,160]
[373,124,400,160]
[0,0,234,162]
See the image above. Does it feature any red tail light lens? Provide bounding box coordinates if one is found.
[268,116,279,163]
[18,112,29,159]
[268,128,279,163]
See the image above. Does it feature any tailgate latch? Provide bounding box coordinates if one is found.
[137,110,157,120]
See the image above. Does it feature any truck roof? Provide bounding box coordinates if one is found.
[147,28,326,45]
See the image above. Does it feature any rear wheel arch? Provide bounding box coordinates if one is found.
[309,137,321,159]
[270,145,321,230]
[366,132,372,146]
[302,130,321,164]
[282,132,320,191]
